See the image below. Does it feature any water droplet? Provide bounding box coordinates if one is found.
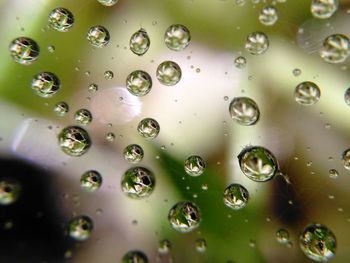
[129,29,150,56]
[168,201,201,233]
[87,25,110,48]
[195,238,207,253]
[276,228,290,244]
[164,24,191,51]
[68,215,93,241]
[293,68,302,76]
[299,223,336,262]
[58,126,91,157]
[0,179,21,205]
[342,148,350,170]
[106,132,115,142]
[311,0,338,19]
[238,146,279,182]
[158,239,171,254]
[123,144,144,163]
[88,83,98,93]
[121,167,155,199]
[9,37,40,65]
[137,118,160,139]
[31,72,60,98]
[122,250,148,263]
[329,169,339,179]
[201,184,208,190]
[54,101,69,116]
[223,184,249,210]
[184,155,206,177]
[259,6,278,26]
[245,32,269,55]
[48,8,74,32]
[74,109,92,125]
[320,34,350,64]
[80,170,102,192]
[104,70,114,79]
[47,45,55,53]
[234,56,247,69]
[229,97,260,126]
[156,61,182,86]
[126,70,152,96]
[294,81,321,106]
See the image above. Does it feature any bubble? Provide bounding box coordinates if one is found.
[9,37,40,65]
[156,61,182,86]
[121,167,155,199]
[87,25,110,48]
[168,201,201,233]
[320,34,350,64]
[126,70,152,96]
[104,70,114,79]
[30,72,60,98]
[122,250,148,263]
[195,238,207,253]
[88,83,98,93]
[58,126,91,157]
[293,68,302,76]
[129,28,150,56]
[299,223,336,262]
[54,101,69,116]
[223,184,249,210]
[245,32,269,55]
[158,239,171,254]
[238,146,279,182]
[48,8,74,32]
[294,81,321,106]
[259,6,278,26]
[184,155,206,177]
[74,109,93,125]
[276,229,290,244]
[106,132,115,142]
[234,56,247,69]
[123,144,144,164]
[137,118,160,139]
[80,170,102,192]
[164,24,191,51]
[68,215,93,241]
[0,179,21,205]
[311,0,338,19]
[229,97,260,126]
[329,169,338,179]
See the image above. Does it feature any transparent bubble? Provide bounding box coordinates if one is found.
[74,109,92,125]
[123,144,144,164]
[195,238,207,253]
[245,32,269,55]
[87,25,110,48]
[294,81,321,106]
[229,97,260,126]
[68,215,93,241]
[234,56,247,69]
[30,72,60,98]
[164,24,191,51]
[0,179,21,206]
[121,167,155,199]
[122,250,148,263]
[126,70,152,96]
[104,70,114,79]
[129,29,150,56]
[184,155,206,177]
[238,146,279,182]
[156,61,182,86]
[158,239,171,254]
[299,223,336,262]
[58,126,91,157]
[223,184,249,210]
[9,37,40,65]
[168,201,201,233]
[259,6,278,26]
[329,169,339,179]
[137,118,160,139]
[80,170,102,192]
[342,148,350,170]
[48,7,74,32]
[88,83,98,93]
[276,229,290,244]
[311,0,338,19]
[320,34,350,64]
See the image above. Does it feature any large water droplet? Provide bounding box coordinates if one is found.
[48,7,74,32]
[74,109,93,125]
[87,25,110,48]
[223,184,249,210]
[311,0,338,19]
[164,24,191,51]
[294,81,321,106]
[80,170,102,192]
[137,118,160,139]
[168,201,201,233]
[122,250,148,263]
[320,34,350,64]
[0,179,21,206]
[126,70,152,96]
[68,215,93,241]
[123,144,144,164]
[58,126,91,157]
[245,32,269,55]
[184,155,206,177]
[259,6,278,26]
[9,37,40,65]
[156,61,182,86]
[31,72,60,98]
[121,167,155,199]
[129,29,150,56]
[229,97,260,126]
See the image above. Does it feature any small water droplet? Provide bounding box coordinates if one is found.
[121,167,155,199]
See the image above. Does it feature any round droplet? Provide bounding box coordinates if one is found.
[158,239,171,254]
[294,81,321,106]
[229,97,260,126]
[184,155,206,177]
[238,146,279,182]
[87,25,110,48]
[311,0,338,19]
[320,34,350,64]
[168,201,201,233]
[126,70,152,96]
[223,184,249,210]
[195,238,207,253]
[329,169,338,179]
[54,101,69,116]
[121,167,155,199]
[48,8,74,32]
[104,70,114,79]
[156,61,182,86]
[299,223,336,262]
[276,229,290,244]
[123,144,144,164]
[106,132,115,142]
[137,118,160,139]
[80,170,102,192]
[259,6,278,26]
[129,28,150,56]
[68,215,93,241]
[245,32,269,55]
[58,126,91,157]
[9,37,40,65]
[122,250,148,263]
[164,24,191,51]
[88,83,98,93]
[293,68,302,76]
[31,72,60,98]
[0,179,21,206]
[234,56,247,69]
[74,109,92,125]
[344,87,350,106]
[342,148,350,170]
